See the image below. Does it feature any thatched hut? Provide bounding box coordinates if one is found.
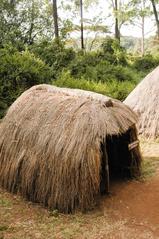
[0,85,142,213]
[124,66,159,139]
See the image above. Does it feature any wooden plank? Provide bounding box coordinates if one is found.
[128,140,139,150]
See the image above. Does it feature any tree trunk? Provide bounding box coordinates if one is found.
[114,0,120,42]
[141,0,145,56]
[141,13,145,56]
[80,0,84,49]
[28,1,35,45]
[150,0,159,39]
[10,0,15,5]
[53,0,59,39]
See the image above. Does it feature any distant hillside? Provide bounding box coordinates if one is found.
[121,35,159,55]
[66,34,159,55]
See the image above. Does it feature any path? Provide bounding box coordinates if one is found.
[101,141,159,239]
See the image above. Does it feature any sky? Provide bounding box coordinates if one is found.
[87,0,156,38]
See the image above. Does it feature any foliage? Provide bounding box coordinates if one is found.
[0,0,22,47]
[0,35,150,119]
[133,54,159,70]
[0,46,53,118]
[0,0,53,47]
[100,38,127,65]
[54,71,136,101]
[69,49,138,83]
[31,40,76,78]
[69,51,100,77]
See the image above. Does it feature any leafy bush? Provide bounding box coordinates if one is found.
[70,55,137,83]
[106,80,136,100]
[54,71,136,101]
[55,71,103,93]
[92,63,136,83]
[133,54,159,71]
[0,47,53,118]
[69,51,100,78]
[31,40,76,78]
[0,38,150,118]
[100,38,127,65]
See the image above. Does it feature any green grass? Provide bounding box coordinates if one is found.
[141,157,159,179]
[54,71,136,101]
[0,198,12,207]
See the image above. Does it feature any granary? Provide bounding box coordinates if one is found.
[0,85,142,213]
[124,66,159,139]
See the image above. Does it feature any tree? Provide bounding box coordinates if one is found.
[0,0,21,47]
[110,0,136,42]
[83,18,108,50]
[0,0,54,47]
[114,0,120,41]
[53,0,59,39]
[74,0,85,49]
[141,0,145,56]
[130,0,151,55]
[110,0,120,41]
[27,0,36,44]
[21,0,54,44]
[80,0,84,49]
[66,0,101,50]
[150,0,159,38]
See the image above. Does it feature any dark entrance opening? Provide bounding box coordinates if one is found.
[100,128,140,194]
[107,129,132,180]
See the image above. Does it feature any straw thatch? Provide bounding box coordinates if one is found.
[0,85,141,212]
[124,66,159,139]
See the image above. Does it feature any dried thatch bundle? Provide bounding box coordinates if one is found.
[0,85,142,212]
[124,66,159,139]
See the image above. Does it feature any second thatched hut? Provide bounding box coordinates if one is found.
[124,66,159,139]
[0,85,142,212]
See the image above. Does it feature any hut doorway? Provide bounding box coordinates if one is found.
[100,129,134,194]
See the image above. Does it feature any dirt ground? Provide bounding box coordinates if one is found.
[0,141,159,239]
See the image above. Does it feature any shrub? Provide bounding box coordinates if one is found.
[110,65,137,82]
[106,80,136,100]
[31,40,76,78]
[100,38,127,65]
[92,63,136,83]
[54,71,136,101]
[55,71,100,92]
[69,51,100,78]
[133,54,159,71]
[0,47,53,118]
[70,56,137,83]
